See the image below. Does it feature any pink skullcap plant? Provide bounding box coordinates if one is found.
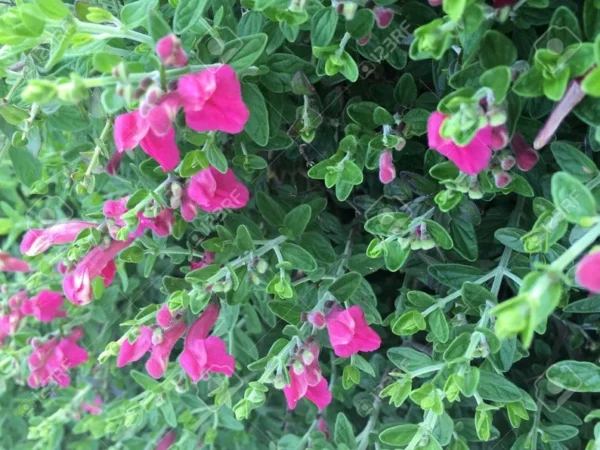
[104,197,174,238]
[379,151,396,184]
[427,111,507,175]
[576,250,600,293]
[283,343,332,411]
[156,34,188,67]
[180,304,235,382]
[178,65,249,134]
[190,251,216,270]
[510,132,539,171]
[0,252,30,272]
[20,290,66,323]
[113,92,181,172]
[27,328,88,388]
[62,239,132,306]
[156,431,176,450]
[20,221,95,256]
[325,305,381,357]
[187,167,249,213]
[373,6,393,28]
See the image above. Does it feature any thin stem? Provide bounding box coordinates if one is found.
[76,21,154,46]
[83,64,220,88]
[85,118,114,176]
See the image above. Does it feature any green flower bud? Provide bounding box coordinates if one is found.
[22,80,58,104]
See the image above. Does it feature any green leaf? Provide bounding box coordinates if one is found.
[479,30,517,69]
[379,424,420,446]
[428,308,450,343]
[428,264,484,289]
[173,0,209,34]
[224,33,268,70]
[551,172,597,225]
[345,9,374,39]
[282,204,311,237]
[311,7,337,47]
[388,347,433,372]
[130,369,160,390]
[334,413,356,448]
[550,141,599,182]
[36,0,70,19]
[394,73,418,105]
[242,83,269,146]
[121,0,158,29]
[9,147,42,188]
[547,361,600,392]
[279,243,317,272]
[329,272,362,301]
[256,192,286,227]
[540,425,579,442]
[93,52,121,74]
[564,295,600,313]
[480,66,511,103]
[147,9,171,42]
[267,301,304,324]
[477,371,522,402]
[423,219,453,250]
[186,264,221,283]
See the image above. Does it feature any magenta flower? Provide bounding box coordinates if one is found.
[317,417,330,440]
[104,197,174,238]
[156,34,188,68]
[156,305,174,329]
[379,151,396,184]
[510,132,539,171]
[325,306,381,357]
[180,304,235,382]
[20,222,96,256]
[0,252,29,272]
[178,65,249,134]
[427,112,507,175]
[146,321,187,378]
[188,167,249,213]
[190,251,215,271]
[117,326,153,368]
[113,93,181,172]
[81,396,103,415]
[357,34,371,46]
[62,239,131,306]
[20,290,66,323]
[139,208,174,237]
[307,311,326,329]
[156,431,176,450]
[374,7,393,28]
[576,251,600,293]
[27,329,88,388]
[283,344,332,411]
[180,185,200,222]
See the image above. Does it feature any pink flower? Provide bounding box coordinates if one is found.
[62,239,132,306]
[113,93,180,172]
[139,208,174,237]
[104,197,174,238]
[283,344,331,411]
[117,326,153,368]
[81,396,103,415]
[511,132,539,171]
[317,417,330,439]
[156,431,176,450]
[146,321,186,378]
[494,171,512,188]
[156,34,188,67]
[427,112,507,175]
[325,306,381,358]
[357,34,371,46]
[0,252,29,272]
[379,151,396,184]
[156,305,174,329]
[307,311,326,329]
[180,304,235,382]
[178,65,249,134]
[576,251,600,293]
[188,167,249,213]
[28,329,88,388]
[180,185,199,222]
[190,251,215,270]
[20,222,96,256]
[374,7,393,28]
[20,290,66,322]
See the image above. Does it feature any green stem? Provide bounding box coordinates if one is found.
[83,64,220,88]
[85,118,113,176]
[405,409,439,450]
[356,397,382,450]
[76,20,154,46]
[410,363,445,378]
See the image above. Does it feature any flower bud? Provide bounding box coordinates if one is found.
[494,171,512,188]
[22,80,58,104]
[500,155,516,171]
[308,311,326,329]
[357,34,371,46]
[156,34,189,68]
[342,2,357,20]
[139,77,154,89]
[256,259,268,274]
[292,359,305,375]
[273,374,287,390]
[374,6,393,28]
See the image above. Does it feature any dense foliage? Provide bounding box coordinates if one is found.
[1,0,600,449]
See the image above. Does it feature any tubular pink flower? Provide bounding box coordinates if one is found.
[81,397,103,415]
[117,326,153,368]
[374,7,393,28]
[104,197,174,238]
[0,252,29,272]
[62,239,132,306]
[191,251,215,270]
[139,208,174,237]
[20,290,66,323]
[180,185,199,222]
[178,65,249,134]
[156,34,188,67]
[576,251,600,293]
[180,304,235,382]
[113,93,181,172]
[357,34,371,46]
[156,305,174,329]
[156,431,176,450]
[510,132,539,171]
[28,330,88,389]
[283,345,331,411]
[325,306,381,358]
[427,112,506,175]
[188,167,249,213]
[307,311,326,329]
[20,222,96,256]
[146,321,186,378]
[379,151,396,184]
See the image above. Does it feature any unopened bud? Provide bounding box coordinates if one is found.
[292,359,305,375]
[342,2,357,20]
[273,374,287,389]
[494,171,512,188]
[501,155,516,171]
[256,259,268,274]
[308,311,326,329]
